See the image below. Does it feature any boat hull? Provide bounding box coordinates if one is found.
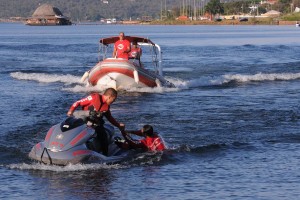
[87,59,173,89]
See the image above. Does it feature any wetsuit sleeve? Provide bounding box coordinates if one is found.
[69,95,93,113]
[127,130,143,137]
[121,131,145,149]
[104,110,121,128]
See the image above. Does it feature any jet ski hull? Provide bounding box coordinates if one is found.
[29,141,134,165]
[28,117,137,166]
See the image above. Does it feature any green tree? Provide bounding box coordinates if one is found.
[223,1,251,15]
[205,0,224,20]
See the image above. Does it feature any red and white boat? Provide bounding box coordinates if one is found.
[81,36,174,90]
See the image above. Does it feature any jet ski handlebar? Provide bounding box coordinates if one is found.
[72,109,103,126]
[87,110,103,125]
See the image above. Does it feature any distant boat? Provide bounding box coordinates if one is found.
[239,17,248,22]
[81,36,174,90]
[296,22,300,27]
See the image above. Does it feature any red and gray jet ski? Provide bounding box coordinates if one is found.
[28,111,135,166]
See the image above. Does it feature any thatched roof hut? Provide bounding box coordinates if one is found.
[26,4,71,26]
[32,4,64,17]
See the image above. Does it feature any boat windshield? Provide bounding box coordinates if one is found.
[98,36,162,75]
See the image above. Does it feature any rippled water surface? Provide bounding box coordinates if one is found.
[1,23,300,199]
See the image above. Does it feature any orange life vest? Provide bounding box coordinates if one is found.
[141,136,166,151]
[129,47,142,59]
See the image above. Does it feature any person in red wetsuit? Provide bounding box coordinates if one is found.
[129,40,142,60]
[116,125,166,151]
[112,32,131,59]
[67,88,124,156]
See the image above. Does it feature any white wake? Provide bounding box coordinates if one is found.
[10,72,80,84]
[10,71,300,92]
[7,162,124,172]
[185,72,300,88]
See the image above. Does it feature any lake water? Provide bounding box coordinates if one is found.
[0,23,300,199]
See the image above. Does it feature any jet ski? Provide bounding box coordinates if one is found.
[28,110,137,166]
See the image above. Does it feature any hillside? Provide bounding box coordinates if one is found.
[0,0,182,21]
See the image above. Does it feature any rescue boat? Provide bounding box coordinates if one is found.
[81,36,174,90]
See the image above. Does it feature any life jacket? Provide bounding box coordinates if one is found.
[129,47,141,59]
[81,93,108,113]
[81,93,108,124]
[141,135,165,151]
[115,40,130,59]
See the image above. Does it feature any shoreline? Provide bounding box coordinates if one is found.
[0,19,297,26]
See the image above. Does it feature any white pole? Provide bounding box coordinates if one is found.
[155,44,163,76]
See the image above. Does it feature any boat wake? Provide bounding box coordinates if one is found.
[10,71,181,93]
[5,151,164,171]
[10,71,300,92]
[10,72,80,85]
[185,72,300,88]
[6,162,125,172]
[2,141,254,172]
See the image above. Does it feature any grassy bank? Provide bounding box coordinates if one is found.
[281,12,300,21]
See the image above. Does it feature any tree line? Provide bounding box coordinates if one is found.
[0,0,299,21]
[205,0,300,18]
[0,0,181,21]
